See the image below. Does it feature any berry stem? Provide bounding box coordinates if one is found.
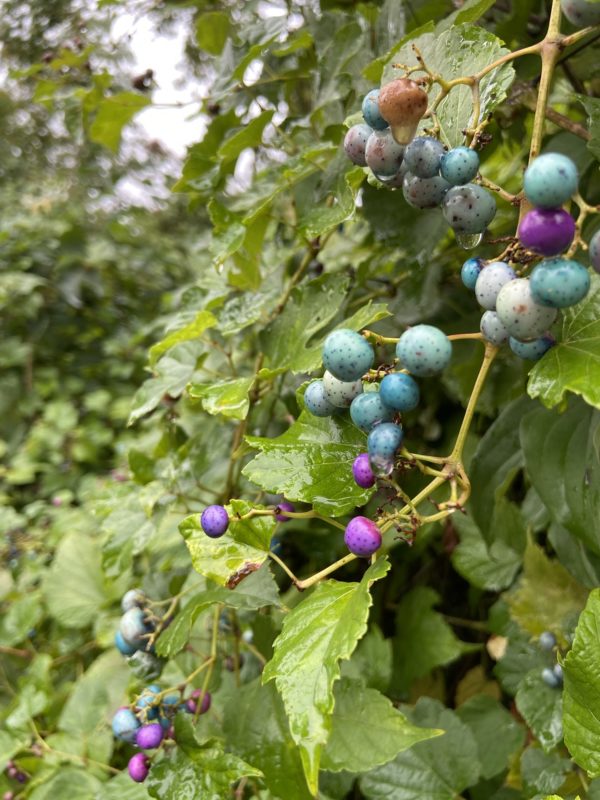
[269,550,301,585]
[447,332,484,341]
[362,330,399,345]
[295,553,358,591]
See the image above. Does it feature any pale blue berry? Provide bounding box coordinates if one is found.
[403,172,451,208]
[442,184,496,234]
[474,262,516,310]
[495,278,557,340]
[530,257,591,308]
[509,335,555,361]
[396,325,452,377]
[362,89,388,131]
[440,146,480,185]
[304,380,336,417]
[365,130,405,178]
[350,392,394,433]
[480,311,509,346]
[523,153,578,209]
[461,257,484,290]
[344,124,373,167]
[379,373,420,413]
[322,329,374,382]
[322,370,363,408]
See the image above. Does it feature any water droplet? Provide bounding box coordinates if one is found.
[455,231,483,250]
[369,455,394,477]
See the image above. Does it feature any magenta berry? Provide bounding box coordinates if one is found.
[186,689,212,715]
[275,501,295,522]
[344,516,382,557]
[128,753,150,783]
[518,208,575,256]
[352,453,376,489]
[136,722,164,750]
[200,504,229,538]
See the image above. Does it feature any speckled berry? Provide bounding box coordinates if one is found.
[121,588,145,613]
[201,504,229,538]
[561,0,600,27]
[442,184,496,234]
[461,257,484,290]
[396,325,452,377]
[377,161,409,189]
[322,370,363,408]
[304,380,336,417]
[539,631,557,650]
[523,153,578,208]
[322,329,374,382]
[530,257,591,308]
[112,707,141,743]
[518,208,576,256]
[352,453,376,489]
[128,753,150,783]
[403,136,446,179]
[136,723,163,750]
[275,501,295,522]
[440,146,480,186]
[120,607,151,647]
[480,311,509,346]
[344,516,382,557]
[115,630,138,656]
[474,262,516,310]
[509,334,555,361]
[136,684,162,721]
[495,278,558,340]
[362,89,388,130]
[186,689,212,715]
[344,123,373,167]
[403,172,451,208]
[350,392,394,432]
[379,372,420,413]
[367,422,404,474]
[590,229,600,273]
[378,78,429,145]
[365,129,405,178]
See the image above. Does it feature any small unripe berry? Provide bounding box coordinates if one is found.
[361,89,388,130]
[186,689,212,715]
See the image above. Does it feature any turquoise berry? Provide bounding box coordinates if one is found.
[350,392,394,433]
[365,129,405,178]
[136,685,162,720]
[322,370,362,408]
[322,328,374,382]
[474,261,516,310]
[379,373,420,413]
[362,89,388,130]
[403,136,446,179]
[539,631,557,650]
[495,278,557,340]
[304,380,336,417]
[461,257,484,290]
[590,229,600,273]
[509,335,555,361]
[523,153,578,209]
[367,422,404,474]
[440,146,480,186]
[530,257,591,308]
[561,0,600,28]
[480,311,509,346]
[115,630,138,656]
[112,707,141,743]
[343,123,373,167]
[442,184,496,234]
[396,325,452,377]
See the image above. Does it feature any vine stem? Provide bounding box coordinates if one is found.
[295,553,357,591]
[449,342,498,462]
[194,605,220,723]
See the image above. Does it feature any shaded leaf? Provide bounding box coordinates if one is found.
[515,670,563,753]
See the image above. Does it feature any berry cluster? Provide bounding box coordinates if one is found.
[111,685,211,783]
[344,80,495,248]
[538,631,564,689]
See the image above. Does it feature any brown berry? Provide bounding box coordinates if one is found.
[378,78,428,145]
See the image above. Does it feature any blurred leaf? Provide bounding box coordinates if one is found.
[0,593,43,646]
[188,376,255,420]
[218,110,274,163]
[341,625,393,692]
[520,747,571,797]
[579,96,600,162]
[515,670,563,752]
[149,310,216,367]
[456,695,525,780]
[88,93,151,152]
[196,11,231,55]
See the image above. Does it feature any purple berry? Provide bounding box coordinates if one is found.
[518,208,576,256]
[344,516,382,558]
[352,453,376,489]
[275,501,295,522]
[186,689,211,715]
[200,505,229,538]
[136,722,164,750]
[128,753,150,783]
[590,229,600,273]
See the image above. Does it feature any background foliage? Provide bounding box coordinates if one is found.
[1,1,599,799]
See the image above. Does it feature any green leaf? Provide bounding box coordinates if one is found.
[527,274,600,409]
[520,746,572,797]
[217,110,274,163]
[381,25,515,148]
[180,499,276,586]
[146,715,262,800]
[494,625,548,696]
[244,410,375,517]
[156,565,280,657]
[391,586,479,695]
[173,109,238,193]
[188,376,255,420]
[42,533,113,628]
[148,310,216,367]
[100,772,151,800]
[223,679,313,800]
[563,589,600,776]
[88,93,151,152]
[438,0,498,30]
[322,679,441,773]
[579,96,600,162]
[521,399,600,554]
[28,767,104,799]
[549,523,600,589]
[299,167,364,239]
[196,11,230,55]
[0,730,29,772]
[0,592,43,646]
[341,625,393,692]
[451,500,526,591]
[515,670,563,752]
[360,697,481,800]
[456,695,525,780]
[262,558,390,794]
[508,541,588,641]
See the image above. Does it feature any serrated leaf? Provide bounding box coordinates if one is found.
[521,399,600,554]
[528,274,600,409]
[563,589,600,776]
[515,670,563,753]
[148,310,216,368]
[156,565,280,657]
[520,747,572,797]
[391,586,479,695]
[359,697,481,800]
[494,625,548,696]
[188,376,254,420]
[218,110,274,163]
[180,499,276,586]
[299,167,364,239]
[262,558,390,794]
[244,410,374,517]
[146,715,262,800]
[456,695,525,780]
[88,93,151,152]
[579,96,600,162]
[0,593,43,646]
[322,679,441,773]
[382,25,515,148]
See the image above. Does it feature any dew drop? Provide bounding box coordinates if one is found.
[456,231,483,250]
[369,455,394,477]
